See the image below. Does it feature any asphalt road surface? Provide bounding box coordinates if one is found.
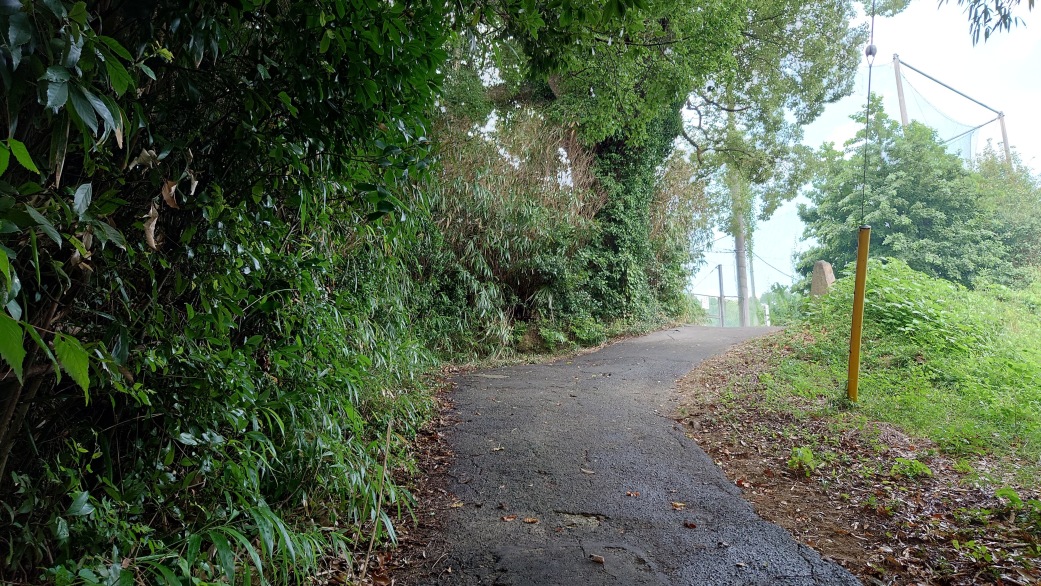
[404,325,860,585]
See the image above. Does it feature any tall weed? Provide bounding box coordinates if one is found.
[797,259,1041,462]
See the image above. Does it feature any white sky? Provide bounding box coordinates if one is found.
[689,0,1041,300]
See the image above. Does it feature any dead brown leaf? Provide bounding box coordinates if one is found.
[144,203,159,250]
[162,180,179,209]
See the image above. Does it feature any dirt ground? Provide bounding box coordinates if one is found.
[673,334,1040,586]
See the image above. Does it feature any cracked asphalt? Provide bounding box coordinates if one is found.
[404,326,861,585]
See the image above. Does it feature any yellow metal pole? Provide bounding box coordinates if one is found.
[847,226,871,402]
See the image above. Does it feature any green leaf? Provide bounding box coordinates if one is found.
[46,81,69,111]
[55,517,69,541]
[0,247,9,288]
[8,139,39,174]
[277,91,298,116]
[73,183,92,220]
[138,63,156,81]
[104,59,132,95]
[69,86,99,136]
[25,206,62,246]
[41,0,67,18]
[54,333,90,395]
[208,530,236,583]
[223,527,265,577]
[0,312,25,383]
[68,2,87,25]
[0,144,9,176]
[82,87,115,134]
[144,562,179,586]
[92,219,126,250]
[67,491,95,516]
[42,66,71,83]
[8,12,31,46]
[98,36,132,61]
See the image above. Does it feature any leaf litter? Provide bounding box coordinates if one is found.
[674,334,1040,586]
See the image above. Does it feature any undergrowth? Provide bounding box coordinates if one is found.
[765,259,1041,475]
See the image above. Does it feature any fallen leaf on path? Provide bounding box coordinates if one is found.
[450,501,464,508]
[501,515,517,522]
[683,521,698,529]
[581,468,595,474]
[625,491,640,497]
[671,501,687,510]
[589,554,605,564]
[523,517,538,524]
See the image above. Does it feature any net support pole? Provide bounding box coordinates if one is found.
[893,55,909,127]
[999,113,1012,166]
[847,226,871,402]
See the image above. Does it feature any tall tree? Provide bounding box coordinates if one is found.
[798,100,1012,287]
[680,0,869,325]
[972,144,1041,275]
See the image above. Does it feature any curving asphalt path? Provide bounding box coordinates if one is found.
[405,326,860,585]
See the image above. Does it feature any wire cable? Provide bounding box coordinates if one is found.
[752,252,796,281]
[860,0,878,226]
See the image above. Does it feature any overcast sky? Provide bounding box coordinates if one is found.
[689,0,1040,302]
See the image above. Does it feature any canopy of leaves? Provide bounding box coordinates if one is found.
[798,99,1022,288]
[941,0,1036,43]
[685,0,868,232]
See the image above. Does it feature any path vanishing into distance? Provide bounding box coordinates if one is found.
[403,326,861,585]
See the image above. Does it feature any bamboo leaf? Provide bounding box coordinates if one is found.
[208,530,236,583]
[69,86,99,136]
[25,206,62,247]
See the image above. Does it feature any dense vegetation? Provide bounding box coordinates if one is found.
[798,101,1041,288]
[773,260,1041,466]
[0,0,794,582]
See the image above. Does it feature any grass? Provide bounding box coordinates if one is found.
[769,258,1041,479]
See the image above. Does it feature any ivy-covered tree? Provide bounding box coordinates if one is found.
[798,100,1012,287]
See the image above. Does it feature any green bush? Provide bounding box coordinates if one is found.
[789,259,1041,462]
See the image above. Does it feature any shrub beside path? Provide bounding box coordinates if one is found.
[399,326,860,585]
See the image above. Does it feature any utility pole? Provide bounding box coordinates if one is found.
[893,54,909,127]
[734,217,751,327]
[726,164,751,328]
[717,264,725,328]
[747,243,758,326]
